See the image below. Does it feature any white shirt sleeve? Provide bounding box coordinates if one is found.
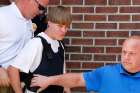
[10,38,43,73]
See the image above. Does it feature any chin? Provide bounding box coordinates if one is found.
[124,66,136,73]
[58,38,63,40]
[58,37,64,40]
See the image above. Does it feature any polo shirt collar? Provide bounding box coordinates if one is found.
[119,64,140,78]
[11,2,28,21]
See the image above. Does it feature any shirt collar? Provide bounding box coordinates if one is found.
[38,32,59,46]
[119,64,140,78]
[11,2,28,21]
[38,32,60,53]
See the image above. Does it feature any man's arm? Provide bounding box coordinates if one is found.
[31,73,85,92]
[7,66,23,93]
[52,73,85,87]
[0,67,10,86]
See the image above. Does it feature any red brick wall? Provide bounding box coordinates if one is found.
[1,0,140,92]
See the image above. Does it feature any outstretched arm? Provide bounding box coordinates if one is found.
[7,66,23,93]
[31,73,85,93]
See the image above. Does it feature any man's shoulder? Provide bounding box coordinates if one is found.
[97,63,120,72]
[0,5,11,13]
[27,37,42,46]
[0,6,12,20]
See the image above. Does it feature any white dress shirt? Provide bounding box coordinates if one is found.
[11,32,61,73]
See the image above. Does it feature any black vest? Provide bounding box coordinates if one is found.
[25,36,64,93]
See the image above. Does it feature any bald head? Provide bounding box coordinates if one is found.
[122,35,140,73]
[124,35,140,43]
[123,36,140,50]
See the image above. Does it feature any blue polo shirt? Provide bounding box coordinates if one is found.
[83,64,140,93]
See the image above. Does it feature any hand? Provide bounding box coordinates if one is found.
[31,74,50,93]
[0,68,10,86]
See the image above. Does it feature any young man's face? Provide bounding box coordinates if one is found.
[121,39,140,73]
[48,21,68,40]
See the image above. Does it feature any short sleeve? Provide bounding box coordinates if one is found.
[10,38,42,73]
[83,67,104,92]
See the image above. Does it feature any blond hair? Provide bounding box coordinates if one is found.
[47,6,72,27]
